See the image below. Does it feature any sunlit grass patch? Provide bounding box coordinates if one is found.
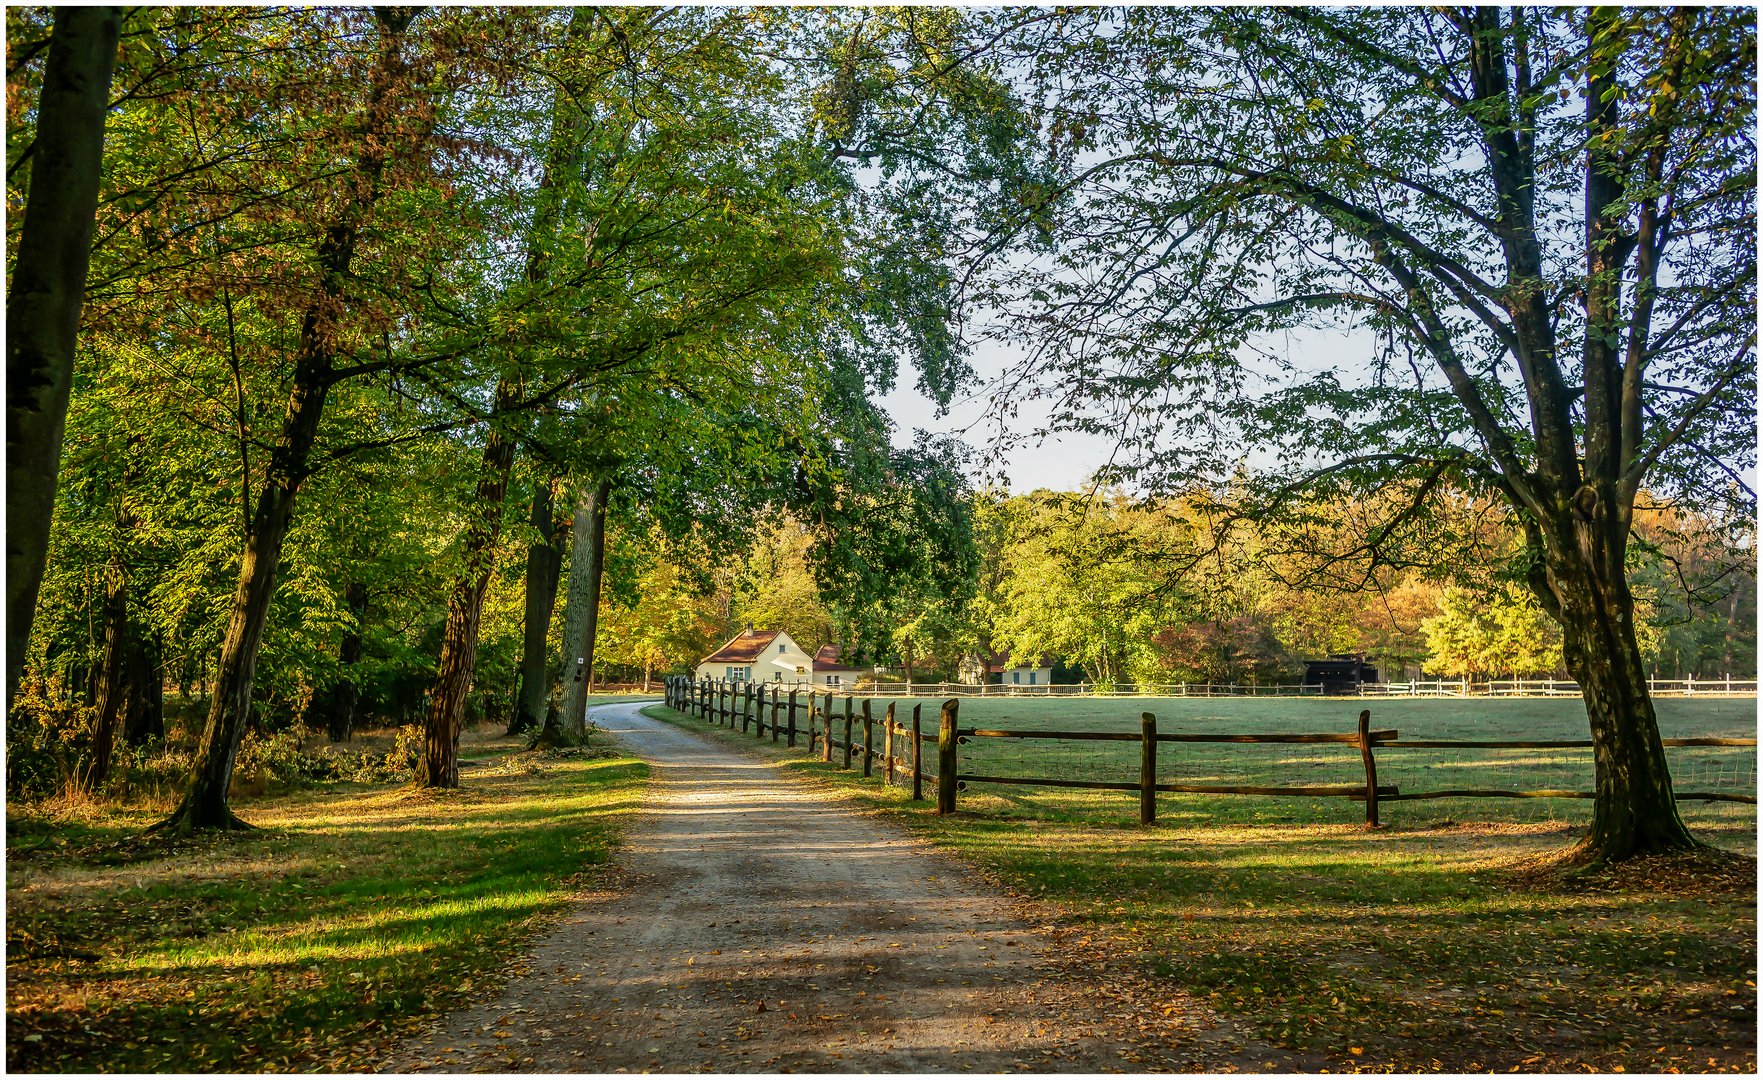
[5,727,647,1073]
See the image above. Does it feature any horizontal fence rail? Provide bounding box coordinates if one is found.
[662,676,1760,828]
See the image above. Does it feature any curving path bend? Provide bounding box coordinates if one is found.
[383,701,1170,1072]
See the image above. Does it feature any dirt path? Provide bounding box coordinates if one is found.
[384,701,1206,1073]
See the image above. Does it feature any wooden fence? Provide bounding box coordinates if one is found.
[662,676,1759,826]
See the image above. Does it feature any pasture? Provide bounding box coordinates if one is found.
[654,695,1759,1071]
[880,694,1756,840]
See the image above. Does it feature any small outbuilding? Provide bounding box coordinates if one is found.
[1302,655,1380,695]
[959,651,1054,686]
[811,644,865,689]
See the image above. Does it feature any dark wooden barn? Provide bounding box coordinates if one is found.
[1302,655,1379,695]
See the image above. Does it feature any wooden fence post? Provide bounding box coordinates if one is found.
[821,693,833,762]
[1140,711,1157,826]
[787,689,798,747]
[911,703,924,801]
[741,683,751,733]
[842,695,854,769]
[862,698,874,777]
[883,702,896,785]
[936,698,959,815]
[1358,708,1380,827]
[770,685,781,741]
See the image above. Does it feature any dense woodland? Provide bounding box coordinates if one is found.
[7,7,1754,861]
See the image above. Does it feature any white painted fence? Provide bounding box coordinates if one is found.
[854,676,1757,699]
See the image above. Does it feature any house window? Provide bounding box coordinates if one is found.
[1029,671,1037,685]
[773,671,781,682]
[828,674,842,687]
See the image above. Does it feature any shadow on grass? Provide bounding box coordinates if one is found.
[5,745,649,1073]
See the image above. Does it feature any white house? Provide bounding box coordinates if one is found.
[959,650,1054,686]
[811,644,865,689]
[694,628,816,685]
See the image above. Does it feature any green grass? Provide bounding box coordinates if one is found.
[5,725,647,1073]
[654,700,1759,1073]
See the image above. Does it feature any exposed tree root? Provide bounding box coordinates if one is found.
[145,803,258,836]
[1501,840,1754,897]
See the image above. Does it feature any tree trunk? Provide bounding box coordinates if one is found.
[5,7,120,704]
[86,545,127,789]
[1528,488,1699,862]
[551,476,612,739]
[154,11,415,833]
[1550,558,1696,861]
[327,581,367,742]
[413,383,520,788]
[509,474,566,735]
[302,580,370,742]
[122,624,163,746]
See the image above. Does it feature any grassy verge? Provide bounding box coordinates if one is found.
[650,703,1758,1074]
[5,725,647,1072]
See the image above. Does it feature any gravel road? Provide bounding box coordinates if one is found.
[382,701,1237,1073]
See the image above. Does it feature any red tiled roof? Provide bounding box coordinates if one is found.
[813,644,863,672]
[702,629,782,664]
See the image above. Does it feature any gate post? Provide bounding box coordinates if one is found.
[787,688,799,747]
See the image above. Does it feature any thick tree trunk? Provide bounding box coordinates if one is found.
[1530,489,1699,863]
[509,474,566,735]
[5,7,120,704]
[551,476,612,739]
[154,11,414,833]
[86,546,128,789]
[122,625,163,746]
[1552,562,1697,861]
[413,384,520,788]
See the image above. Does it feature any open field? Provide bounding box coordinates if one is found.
[651,702,1759,1072]
[768,693,1757,836]
[5,721,647,1073]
